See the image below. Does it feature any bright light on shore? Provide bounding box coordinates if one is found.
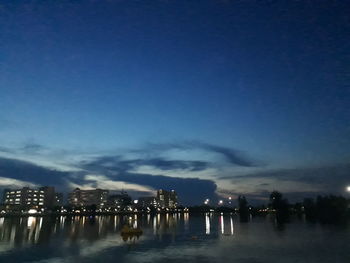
[28,209,37,214]
[347,186,350,192]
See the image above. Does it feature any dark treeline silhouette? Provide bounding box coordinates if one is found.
[269,191,290,223]
[303,195,349,223]
[238,195,249,222]
[189,191,349,225]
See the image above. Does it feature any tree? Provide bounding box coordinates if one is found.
[269,191,289,223]
[238,195,249,222]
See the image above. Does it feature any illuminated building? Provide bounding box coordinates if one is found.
[107,192,132,208]
[138,196,158,208]
[157,189,178,208]
[2,186,59,209]
[68,188,109,207]
[55,193,63,206]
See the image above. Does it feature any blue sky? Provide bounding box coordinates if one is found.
[0,0,349,204]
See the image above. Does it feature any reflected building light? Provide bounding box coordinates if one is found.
[114,215,118,230]
[147,214,151,225]
[60,216,65,229]
[10,225,16,243]
[184,212,189,231]
[0,217,4,227]
[205,213,210,235]
[220,215,224,234]
[28,216,35,228]
[230,217,234,235]
[153,216,157,235]
[34,217,42,243]
[28,217,36,242]
[133,215,138,229]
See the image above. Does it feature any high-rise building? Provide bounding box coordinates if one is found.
[138,196,158,208]
[169,190,178,208]
[3,186,58,208]
[68,188,109,207]
[157,189,178,208]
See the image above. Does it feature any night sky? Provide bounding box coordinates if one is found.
[0,0,349,205]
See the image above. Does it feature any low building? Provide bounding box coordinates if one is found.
[107,192,132,208]
[68,188,109,207]
[3,186,58,209]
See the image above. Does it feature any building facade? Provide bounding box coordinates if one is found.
[68,188,109,207]
[107,192,132,208]
[157,189,178,208]
[3,186,59,209]
[138,196,158,208]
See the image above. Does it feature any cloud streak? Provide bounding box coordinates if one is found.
[136,141,257,167]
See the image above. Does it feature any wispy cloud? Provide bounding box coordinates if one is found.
[136,141,258,167]
[0,176,38,188]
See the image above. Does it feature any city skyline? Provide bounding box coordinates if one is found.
[0,1,349,205]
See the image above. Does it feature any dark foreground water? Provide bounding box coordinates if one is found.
[0,213,349,263]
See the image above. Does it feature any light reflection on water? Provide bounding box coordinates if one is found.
[0,214,348,263]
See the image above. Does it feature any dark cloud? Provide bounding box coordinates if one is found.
[228,164,350,194]
[137,141,257,167]
[0,146,14,153]
[78,155,217,204]
[21,143,46,153]
[0,157,72,191]
[194,142,256,167]
[80,156,209,173]
[114,172,218,205]
[0,156,217,205]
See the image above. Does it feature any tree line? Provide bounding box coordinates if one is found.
[190,191,350,224]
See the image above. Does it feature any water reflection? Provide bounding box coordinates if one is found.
[0,214,348,263]
[220,214,224,234]
[0,213,221,250]
[205,213,210,235]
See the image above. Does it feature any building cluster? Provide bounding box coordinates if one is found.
[2,187,62,212]
[1,186,178,214]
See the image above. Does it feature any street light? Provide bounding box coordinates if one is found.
[346,186,350,192]
[219,200,223,205]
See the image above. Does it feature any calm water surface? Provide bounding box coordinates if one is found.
[0,213,349,263]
